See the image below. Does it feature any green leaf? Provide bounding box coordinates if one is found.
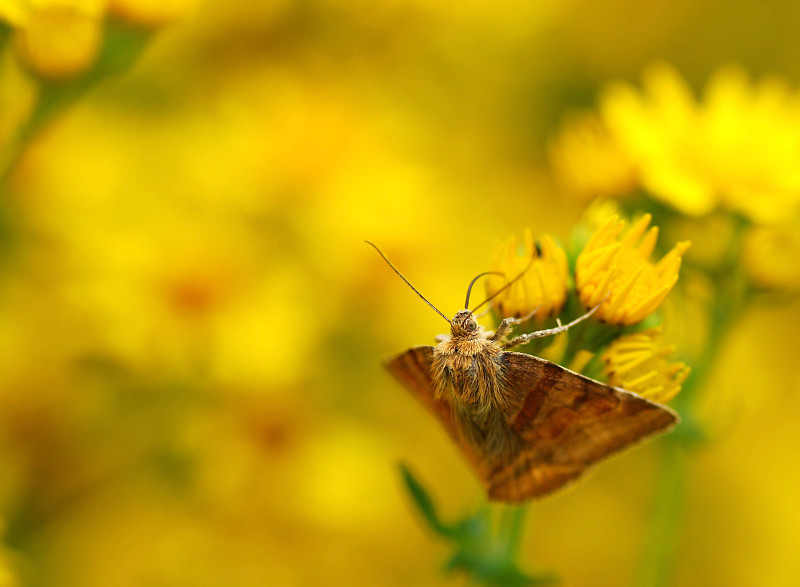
[399,464,559,586]
[398,463,455,537]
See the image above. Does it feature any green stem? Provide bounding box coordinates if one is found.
[638,440,687,587]
[500,504,528,561]
[637,276,744,586]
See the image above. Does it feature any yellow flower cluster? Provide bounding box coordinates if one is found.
[576,214,690,325]
[603,329,690,403]
[485,231,568,324]
[551,63,800,224]
[488,216,688,403]
[488,215,689,328]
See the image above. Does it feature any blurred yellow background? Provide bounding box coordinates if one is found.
[1,0,800,585]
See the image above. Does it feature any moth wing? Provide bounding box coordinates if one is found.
[487,352,679,502]
[384,346,491,481]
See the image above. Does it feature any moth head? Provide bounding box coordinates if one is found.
[451,309,479,337]
[365,241,533,337]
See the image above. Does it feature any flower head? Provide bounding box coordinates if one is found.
[548,111,637,201]
[602,328,690,403]
[601,63,800,223]
[576,214,690,325]
[486,231,568,324]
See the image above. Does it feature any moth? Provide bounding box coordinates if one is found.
[368,241,679,503]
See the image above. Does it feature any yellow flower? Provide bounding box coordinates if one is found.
[485,231,568,324]
[9,1,105,80]
[576,214,690,325]
[601,63,800,222]
[602,328,690,403]
[548,111,637,201]
[742,223,800,291]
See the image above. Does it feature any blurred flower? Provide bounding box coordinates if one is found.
[548,111,637,201]
[601,63,800,222]
[742,223,800,291]
[109,0,196,27]
[576,214,690,325]
[0,1,27,25]
[8,1,105,80]
[603,328,689,403]
[486,231,568,323]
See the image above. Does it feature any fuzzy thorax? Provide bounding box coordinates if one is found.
[432,311,517,459]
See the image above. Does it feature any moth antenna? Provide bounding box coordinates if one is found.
[470,244,538,313]
[464,271,505,310]
[365,241,452,325]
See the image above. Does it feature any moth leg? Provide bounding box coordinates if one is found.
[503,304,600,349]
[434,334,448,343]
[490,306,540,342]
[472,307,492,320]
[491,319,516,341]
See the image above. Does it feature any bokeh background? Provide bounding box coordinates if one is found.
[1,0,800,585]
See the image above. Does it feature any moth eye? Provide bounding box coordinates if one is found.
[466,320,477,330]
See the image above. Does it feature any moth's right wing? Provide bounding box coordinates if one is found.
[486,352,679,502]
[384,346,490,481]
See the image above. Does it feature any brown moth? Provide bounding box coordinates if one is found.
[368,241,679,503]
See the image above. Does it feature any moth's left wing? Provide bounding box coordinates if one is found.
[487,351,679,502]
[384,346,490,481]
